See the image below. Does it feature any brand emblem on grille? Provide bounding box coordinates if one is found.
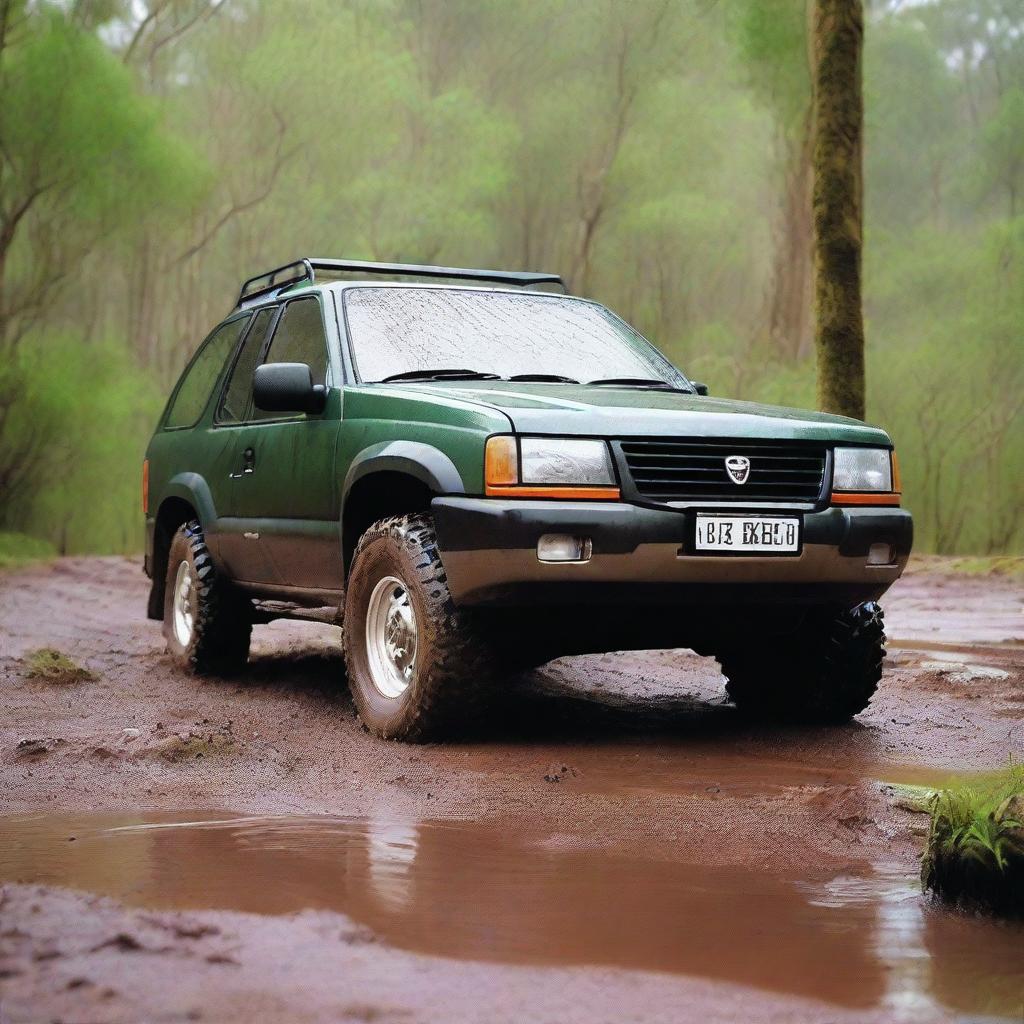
[725,455,751,485]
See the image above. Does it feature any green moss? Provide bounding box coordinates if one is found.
[922,764,1024,916]
[25,648,95,684]
[0,532,57,570]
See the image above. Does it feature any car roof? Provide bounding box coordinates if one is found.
[238,279,574,314]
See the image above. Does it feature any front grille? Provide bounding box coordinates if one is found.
[619,439,826,503]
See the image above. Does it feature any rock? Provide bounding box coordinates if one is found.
[120,728,141,742]
[15,737,65,759]
[919,660,1009,682]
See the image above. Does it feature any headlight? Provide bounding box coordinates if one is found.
[485,436,619,499]
[832,448,893,492]
[520,438,615,485]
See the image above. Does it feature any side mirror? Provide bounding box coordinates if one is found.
[692,381,709,396]
[252,362,327,414]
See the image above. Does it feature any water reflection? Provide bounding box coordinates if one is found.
[1,812,1022,1018]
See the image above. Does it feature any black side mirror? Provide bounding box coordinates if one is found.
[253,362,327,414]
[692,381,709,396]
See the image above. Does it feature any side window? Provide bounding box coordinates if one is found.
[165,316,249,429]
[217,307,276,423]
[263,298,328,385]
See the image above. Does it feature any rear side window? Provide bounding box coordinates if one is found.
[165,317,249,429]
[218,307,276,423]
[263,298,328,385]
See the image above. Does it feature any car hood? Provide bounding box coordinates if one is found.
[388,381,891,445]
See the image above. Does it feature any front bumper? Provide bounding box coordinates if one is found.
[431,498,912,607]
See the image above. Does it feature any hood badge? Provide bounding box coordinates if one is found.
[725,455,751,485]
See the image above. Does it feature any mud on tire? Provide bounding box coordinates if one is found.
[342,513,496,742]
[716,601,885,724]
[163,520,252,674]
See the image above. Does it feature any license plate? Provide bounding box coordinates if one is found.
[695,515,800,554]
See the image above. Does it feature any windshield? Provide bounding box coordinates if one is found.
[342,287,689,387]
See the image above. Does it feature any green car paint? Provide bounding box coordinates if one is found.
[143,276,910,622]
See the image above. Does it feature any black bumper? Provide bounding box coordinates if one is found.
[431,498,912,607]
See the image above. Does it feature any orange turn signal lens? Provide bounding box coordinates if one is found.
[485,435,519,488]
[830,492,901,506]
[142,458,149,515]
[890,451,902,494]
[486,485,621,500]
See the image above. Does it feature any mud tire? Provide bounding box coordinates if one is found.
[163,520,251,674]
[717,602,885,724]
[342,513,496,742]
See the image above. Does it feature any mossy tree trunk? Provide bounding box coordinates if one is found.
[812,0,865,420]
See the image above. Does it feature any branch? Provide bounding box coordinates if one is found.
[170,112,295,267]
[122,0,173,65]
[147,0,226,69]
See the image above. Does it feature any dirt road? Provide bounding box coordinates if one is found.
[1,558,1022,1023]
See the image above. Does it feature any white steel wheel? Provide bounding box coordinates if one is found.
[171,558,197,647]
[365,575,419,699]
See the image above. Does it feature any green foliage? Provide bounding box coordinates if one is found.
[0,0,1020,555]
[0,531,56,569]
[922,765,1024,915]
[730,0,810,133]
[979,87,1024,216]
[0,12,203,224]
[24,647,95,684]
[0,335,162,553]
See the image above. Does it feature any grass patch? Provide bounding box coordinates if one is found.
[908,554,1024,579]
[0,531,57,570]
[922,764,1024,916]
[25,647,95,685]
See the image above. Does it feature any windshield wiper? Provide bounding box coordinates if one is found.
[379,368,502,383]
[587,377,691,392]
[508,373,580,384]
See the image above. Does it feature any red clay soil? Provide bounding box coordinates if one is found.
[0,557,1022,1023]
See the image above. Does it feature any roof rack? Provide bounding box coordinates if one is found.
[236,258,566,307]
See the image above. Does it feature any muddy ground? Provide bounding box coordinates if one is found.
[0,557,1022,1023]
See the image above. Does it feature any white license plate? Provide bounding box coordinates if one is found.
[695,515,800,553]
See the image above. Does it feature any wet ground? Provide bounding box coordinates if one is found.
[0,557,1022,1022]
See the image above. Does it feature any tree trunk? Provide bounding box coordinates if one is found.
[812,0,865,420]
[766,113,815,360]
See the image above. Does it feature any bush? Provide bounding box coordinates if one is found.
[922,765,1024,916]
[0,334,162,555]
[0,531,57,569]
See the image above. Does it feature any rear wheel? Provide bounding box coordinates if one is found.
[343,513,496,741]
[163,521,251,674]
[716,602,885,724]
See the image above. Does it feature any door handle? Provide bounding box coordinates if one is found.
[229,447,256,479]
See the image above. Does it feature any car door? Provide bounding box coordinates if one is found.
[208,306,279,583]
[234,296,343,593]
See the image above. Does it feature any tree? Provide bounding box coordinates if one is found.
[812,0,865,419]
[734,0,815,361]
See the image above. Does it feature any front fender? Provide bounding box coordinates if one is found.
[341,440,466,502]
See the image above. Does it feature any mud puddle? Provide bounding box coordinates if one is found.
[3,812,1023,1019]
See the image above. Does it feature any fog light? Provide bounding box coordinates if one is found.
[537,534,592,563]
[867,543,894,566]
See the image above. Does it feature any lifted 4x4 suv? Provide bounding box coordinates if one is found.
[145,258,912,741]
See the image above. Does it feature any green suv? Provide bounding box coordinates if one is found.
[144,258,912,740]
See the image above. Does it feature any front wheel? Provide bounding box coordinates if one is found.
[716,602,885,724]
[342,513,496,741]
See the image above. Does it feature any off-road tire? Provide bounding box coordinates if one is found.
[163,520,252,674]
[342,513,496,742]
[717,602,885,724]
